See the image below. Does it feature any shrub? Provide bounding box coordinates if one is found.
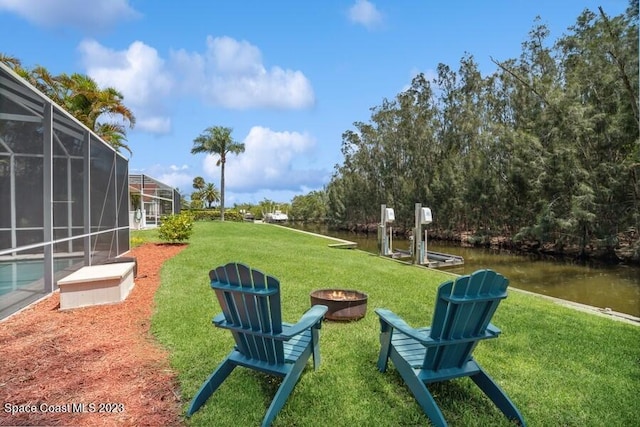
[190,209,218,221]
[222,210,244,222]
[158,212,194,243]
[188,209,244,222]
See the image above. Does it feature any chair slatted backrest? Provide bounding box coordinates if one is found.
[424,269,508,371]
[210,262,284,364]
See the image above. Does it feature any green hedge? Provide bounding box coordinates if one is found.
[186,209,244,222]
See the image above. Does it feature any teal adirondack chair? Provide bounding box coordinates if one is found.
[187,262,328,427]
[376,269,526,427]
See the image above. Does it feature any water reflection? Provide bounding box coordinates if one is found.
[284,224,640,317]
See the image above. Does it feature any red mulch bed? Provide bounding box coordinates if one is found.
[0,243,186,426]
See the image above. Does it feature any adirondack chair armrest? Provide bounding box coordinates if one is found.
[280,304,329,339]
[486,322,501,337]
[212,313,226,326]
[375,308,431,344]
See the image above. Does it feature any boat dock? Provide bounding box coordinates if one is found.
[422,250,464,268]
[388,249,464,269]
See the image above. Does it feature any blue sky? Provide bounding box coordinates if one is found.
[0,0,630,205]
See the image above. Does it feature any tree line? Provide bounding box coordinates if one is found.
[302,3,639,261]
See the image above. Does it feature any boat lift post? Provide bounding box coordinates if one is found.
[378,204,395,256]
[413,203,432,265]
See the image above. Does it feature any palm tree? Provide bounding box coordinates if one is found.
[2,56,62,100]
[202,183,221,208]
[94,122,130,152]
[190,176,206,207]
[192,176,206,192]
[57,73,135,153]
[1,56,136,153]
[191,126,245,221]
[0,54,21,69]
[190,191,204,209]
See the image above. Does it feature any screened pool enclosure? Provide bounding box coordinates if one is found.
[129,174,180,229]
[0,63,130,320]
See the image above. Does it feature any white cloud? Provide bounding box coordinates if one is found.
[0,0,139,32]
[134,164,192,191]
[170,36,315,109]
[156,171,192,191]
[75,35,315,137]
[202,126,327,193]
[348,0,383,29]
[78,39,174,134]
[210,36,263,74]
[136,117,171,134]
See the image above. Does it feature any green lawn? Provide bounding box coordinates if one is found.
[148,221,640,426]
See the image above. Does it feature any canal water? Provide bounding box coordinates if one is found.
[284,224,640,317]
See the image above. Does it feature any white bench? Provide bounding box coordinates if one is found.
[58,262,136,310]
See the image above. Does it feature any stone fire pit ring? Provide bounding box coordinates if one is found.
[310,288,368,321]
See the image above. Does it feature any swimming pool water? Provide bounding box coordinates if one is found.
[0,258,80,296]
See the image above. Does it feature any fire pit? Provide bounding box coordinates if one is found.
[310,289,368,321]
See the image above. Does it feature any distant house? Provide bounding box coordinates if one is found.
[128,174,180,229]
